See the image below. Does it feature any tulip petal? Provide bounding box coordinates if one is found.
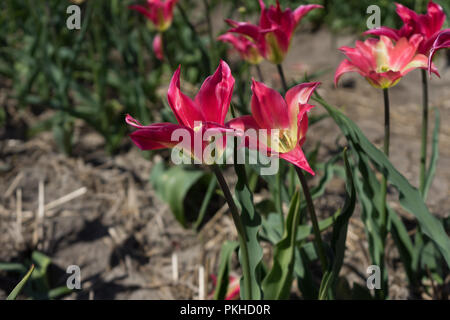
[285,82,319,130]
[128,122,189,151]
[363,26,401,41]
[388,36,421,71]
[297,103,314,146]
[195,60,235,125]
[428,29,450,75]
[334,59,365,87]
[227,21,262,43]
[402,54,440,77]
[293,4,323,25]
[129,5,157,25]
[422,1,445,38]
[251,80,290,129]
[167,66,204,128]
[395,2,419,26]
[279,146,314,175]
[226,115,263,150]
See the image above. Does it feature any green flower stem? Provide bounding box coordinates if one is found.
[380,88,390,242]
[378,88,391,300]
[295,166,328,273]
[255,64,264,82]
[211,164,253,300]
[420,69,428,196]
[276,63,288,93]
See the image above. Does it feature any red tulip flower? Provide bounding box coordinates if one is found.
[126,61,235,162]
[153,34,164,61]
[335,35,439,89]
[227,80,319,175]
[218,34,263,65]
[428,30,450,74]
[364,1,449,56]
[226,0,322,64]
[129,0,178,32]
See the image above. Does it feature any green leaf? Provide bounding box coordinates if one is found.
[214,241,239,300]
[423,108,440,200]
[150,161,205,227]
[234,154,263,300]
[0,263,27,273]
[318,149,356,300]
[294,245,319,299]
[262,191,302,299]
[194,176,217,231]
[7,264,35,300]
[315,95,450,267]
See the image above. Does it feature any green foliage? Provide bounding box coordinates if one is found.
[262,190,302,299]
[1,251,71,300]
[150,161,207,228]
[318,150,356,300]
[233,155,263,300]
[213,241,239,300]
[7,264,35,300]
[315,95,450,297]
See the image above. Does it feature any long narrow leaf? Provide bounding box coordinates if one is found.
[262,191,302,299]
[318,149,356,300]
[214,241,239,300]
[315,95,450,267]
[7,264,35,300]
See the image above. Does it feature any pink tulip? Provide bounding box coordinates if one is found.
[129,0,178,32]
[126,61,235,161]
[428,30,450,74]
[335,35,439,89]
[227,80,319,175]
[364,1,449,56]
[217,33,263,65]
[153,34,164,61]
[226,0,322,64]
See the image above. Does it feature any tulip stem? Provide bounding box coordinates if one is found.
[276,64,288,93]
[378,88,390,300]
[295,166,328,273]
[161,32,173,69]
[380,88,390,242]
[420,69,428,196]
[255,64,264,82]
[211,164,253,300]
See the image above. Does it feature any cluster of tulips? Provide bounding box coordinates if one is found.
[127,0,450,300]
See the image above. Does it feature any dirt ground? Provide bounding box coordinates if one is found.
[0,25,449,299]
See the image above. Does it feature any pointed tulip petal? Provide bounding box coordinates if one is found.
[401,53,440,77]
[279,146,314,175]
[167,66,203,128]
[128,123,189,151]
[293,4,323,25]
[285,82,319,130]
[363,27,401,41]
[423,1,445,37]
[251,79,290,129]
[334,59,364,87]
[395,3,419,25]
[428,29,450,75]
[226,115,262,150]
[195,60,235,125]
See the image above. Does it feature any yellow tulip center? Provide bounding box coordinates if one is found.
[270,129,297,154]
